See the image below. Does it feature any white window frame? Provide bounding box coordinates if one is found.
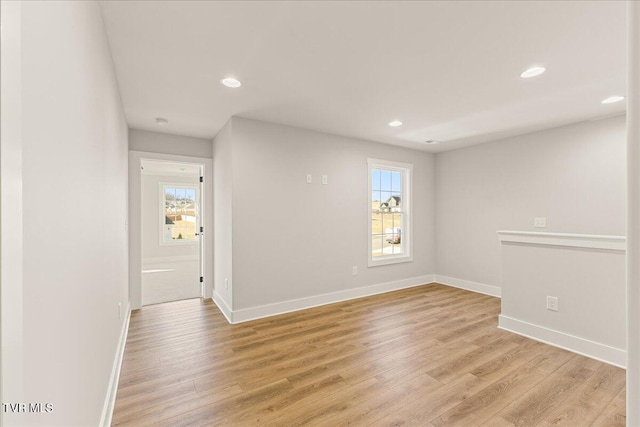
[367,158,413,267]
[160,182,200,246]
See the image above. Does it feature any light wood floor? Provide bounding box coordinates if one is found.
[112,283,626,426]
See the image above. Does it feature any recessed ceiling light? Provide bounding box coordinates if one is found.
[221,77,242,88]
[388,120,403,127]
[155,117,168,126]
[520,66,546,79]
[424,140,441,145]
[601,96,625,104]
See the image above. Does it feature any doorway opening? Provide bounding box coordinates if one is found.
[140,159,204,305]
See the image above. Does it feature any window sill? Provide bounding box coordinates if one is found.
[368,254,413,267]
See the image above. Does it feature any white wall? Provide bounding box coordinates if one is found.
[498,233,626,367]
[435,115,626,289]
[212,119,234,314]
[129,128,212,158]
[1,1,25,420]
[5,2,130,426]
[217,117,435,316]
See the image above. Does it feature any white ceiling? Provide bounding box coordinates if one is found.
[100,1,626,152]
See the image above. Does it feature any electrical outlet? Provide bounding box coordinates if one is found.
[306,174,312,184]
[225,278,229,289]
[534,217,547,228]
[352,266,358,276]
[546,296,558,312]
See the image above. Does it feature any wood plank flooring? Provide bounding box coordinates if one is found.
[112,283,626,426]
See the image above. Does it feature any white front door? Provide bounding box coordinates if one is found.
[140,160,203,305]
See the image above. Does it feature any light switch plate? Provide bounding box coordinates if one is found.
[322,175,328,185]
[306,174,312,184]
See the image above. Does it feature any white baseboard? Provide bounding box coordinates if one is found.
[215,274,436,324]
[209,274,625,369]
[435,275,501,298]
[498,314,626,368]
[212,290,233,324]
[100,302,132,427]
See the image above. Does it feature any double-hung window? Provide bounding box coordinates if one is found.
[368,158,413,266]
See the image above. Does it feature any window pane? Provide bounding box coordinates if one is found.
[165,188,175,215]
[371,169,381,191]
[182,223,196,240]
[380,191,392,212]
[393,240,405,255]
[382,239,393,255]
[371,235,384,257]
[165,187,176,202]
[381,213,390,235]
[394,213,403,247]
[381,170,392,191]
[372,191,382,205]
[174,226,183,240]
[391,171,401,193]
[390,193,402,212]
[176,188,187,211]
[383,213,402,248]
[371,208,382,234]
[185,188,196,203]
[184,190,196,219]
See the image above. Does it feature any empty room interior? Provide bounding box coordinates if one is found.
[3,1,640,426]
